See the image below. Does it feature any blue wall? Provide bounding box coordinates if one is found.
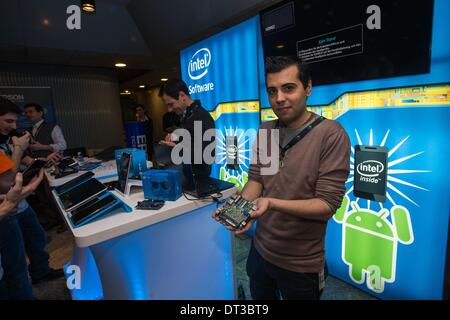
[257,0,449,300]
[183,0,449,299]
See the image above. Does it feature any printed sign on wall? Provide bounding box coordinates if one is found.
[310,85,450,299]
[0,87,56,132]
[180,17,261,188]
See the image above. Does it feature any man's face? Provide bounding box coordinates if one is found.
[136,107,145,118]
[162,93,186,116]
[25,107,43,124]
[0,112,18,136]
[266,64,311,126]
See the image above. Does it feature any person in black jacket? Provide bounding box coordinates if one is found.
[162,111,181,134]
[158,79,215,177]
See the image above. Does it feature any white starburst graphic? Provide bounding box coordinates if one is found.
[216,126,253,172]
[346,129,431,210]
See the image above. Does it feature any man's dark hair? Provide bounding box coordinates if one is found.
[24,103,44,113]
[158,79,190,100]
[265,56,311,90]
[0,96,21,116]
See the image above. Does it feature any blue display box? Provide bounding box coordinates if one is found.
[142,169,182,201]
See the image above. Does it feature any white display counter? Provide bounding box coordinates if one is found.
[46,159,120,187]
[48,165,237,300]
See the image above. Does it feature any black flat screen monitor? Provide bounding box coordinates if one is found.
[260,0,433,85]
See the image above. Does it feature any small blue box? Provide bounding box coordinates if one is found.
[142,170,182,201]
[115,148,147,178]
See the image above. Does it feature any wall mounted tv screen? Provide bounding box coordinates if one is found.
[260,0,433,85]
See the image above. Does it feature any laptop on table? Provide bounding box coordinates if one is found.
[182,164,235,198]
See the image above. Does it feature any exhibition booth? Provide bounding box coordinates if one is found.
[178,0,449,300]
[2,0,448,301]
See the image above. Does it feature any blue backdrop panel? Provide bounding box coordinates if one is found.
[180,17,261,186]
[257,0,450,299]
[316,0,450,300]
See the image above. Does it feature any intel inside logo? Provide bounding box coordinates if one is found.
[188,48,211,80]
[357,160,384,178]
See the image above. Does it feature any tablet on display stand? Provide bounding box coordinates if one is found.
[115,152,143,197]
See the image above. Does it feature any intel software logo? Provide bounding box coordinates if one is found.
[357,160,385,178]
[188,48,211,80]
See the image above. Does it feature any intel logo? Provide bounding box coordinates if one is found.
[227,144,238,159]
[357,160,384,178]
[188,48,211,80]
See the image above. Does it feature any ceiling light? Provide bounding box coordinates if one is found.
[275,44,285,49]
[115,62,127,68]
[160,78,168,82]
[139,85,146,88]
[81,0,96,13]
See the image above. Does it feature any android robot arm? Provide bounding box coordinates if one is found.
[332,194,414,293]
[333,195,350,223]
[391,206,413,244]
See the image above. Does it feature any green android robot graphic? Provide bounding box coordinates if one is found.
[219,166,248,190]
[333,195,414,293]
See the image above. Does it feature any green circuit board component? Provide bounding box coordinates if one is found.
[217,194,256,230]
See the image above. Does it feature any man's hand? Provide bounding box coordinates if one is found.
[0,170,44,215]
[212,190,240,229]
[212,204,229,226]
[11,131,30,152]
[233,198,270,235]
[45,151,63,165]
[211,190,261,235]
[212,204,240,232]
[234,220,254,235]
[212,205,256,235]
[159,140,176,147]
[0,173,23,216]
[21,169,45,197]
[250,197,271,219]
[7,170,44,201]
[29,142,50,152]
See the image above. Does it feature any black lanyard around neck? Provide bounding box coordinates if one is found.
[276,115,325,168]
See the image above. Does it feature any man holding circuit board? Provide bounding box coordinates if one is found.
[213,56,350,300]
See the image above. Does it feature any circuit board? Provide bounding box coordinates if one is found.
[216,194,256,230]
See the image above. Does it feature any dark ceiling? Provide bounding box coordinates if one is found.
[0,0,281,89]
